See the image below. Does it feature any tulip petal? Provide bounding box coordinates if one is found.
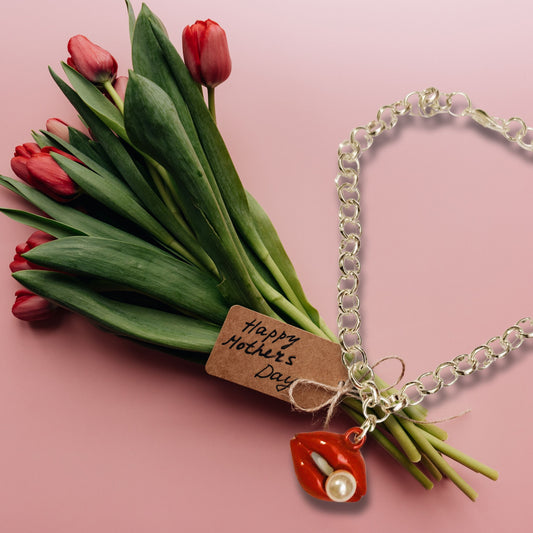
[12,289,57,321]
[14,143,41,158]
[46,118,70,142]
[198,20,231,88]
[26,152,79,201]
[10,254,33,272]
[10,156,33,184]
[182,24,203,85]
[26,230,56,249]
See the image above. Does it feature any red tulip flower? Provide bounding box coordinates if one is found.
[67,35,118,84]
[11,144,80,202]
[46,118,70,142]
[12,289,57,322]
[182,19,232,88]
[10,143,41,182]
[10,231,56,273]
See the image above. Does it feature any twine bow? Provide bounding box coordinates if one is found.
[288,356,406,427]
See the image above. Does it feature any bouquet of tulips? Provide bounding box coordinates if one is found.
[1,2,497,502]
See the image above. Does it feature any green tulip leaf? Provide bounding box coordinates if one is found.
[49,67,217,272]
[125,0,136,43]
[146,10,313,319]
[24,236,229,324]
[60,63,128,140]
[13,270,219,353]
[132,7,207,171]
[0,208,84,238]
[124,71,271,313]
[0,175,149,247]
[42,124,211,271]
[32,131,60,150]
[67,128,116,172]
[146,11,255,235]
[246,192,322,326]
[50,153,196,264]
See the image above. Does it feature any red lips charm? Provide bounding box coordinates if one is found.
[290,427,367,502]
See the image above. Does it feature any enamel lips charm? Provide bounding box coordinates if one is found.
[290,427,367,502]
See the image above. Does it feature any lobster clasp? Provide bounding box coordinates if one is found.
[468,108,505,133]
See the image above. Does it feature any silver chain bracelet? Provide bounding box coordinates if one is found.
[291,88,533,504]
[336,88,533,440]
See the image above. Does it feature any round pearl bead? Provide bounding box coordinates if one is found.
[325,470,357,502]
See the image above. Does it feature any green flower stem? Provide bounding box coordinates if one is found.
[371,375,448,441]
[420,453,443,481]
[149,163,191,230]
[103,80,125,114]
[372,375,427,421]
[144,161,219,277]
[398,418,478,501]
[161,237,204,270]
[142,161,218,276]
[380,409,421,463]
[343,397,421,463]
[318,317,336,341]
[413,419,448,441]
[390,401,447,441]
[252,274,330,339]
[422,429,498,480]
[404,404,428,420]
[256,244,314,317]
[341,405,434,490]
[401,405,448,441]
[207,87,216,123]
[146,162,192,235]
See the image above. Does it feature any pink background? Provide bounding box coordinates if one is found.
[1,0,532,531]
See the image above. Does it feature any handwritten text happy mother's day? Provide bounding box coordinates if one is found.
[206,306,346,403]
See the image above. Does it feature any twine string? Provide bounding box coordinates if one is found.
[288,355,469,427]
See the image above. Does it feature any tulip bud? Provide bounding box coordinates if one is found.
[46,118,70,142]
[10,231,56,273]
[11,143,41,182]
[11,145,80,202]
[14,142,41,158]
[67,35,118,84]
[12,289,57,322]
[26,230,56,249]
[9,255,32,273]
[26,153,79,202]
[182,19,232,88]
[113,76,128,101]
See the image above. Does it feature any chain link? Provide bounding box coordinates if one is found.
[337,88,533,427]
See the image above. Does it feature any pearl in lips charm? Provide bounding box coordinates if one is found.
[290,427,367,502]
